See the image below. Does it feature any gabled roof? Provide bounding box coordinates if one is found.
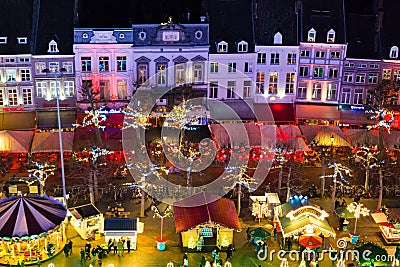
[104,218,138,231]
[254,0,297,45]
[299,0,346,43]
[69,203,101,220]
[173,192,241,233]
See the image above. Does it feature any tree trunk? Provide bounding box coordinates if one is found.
[377,125,384,210]
[39,183,44,196]
[321,155,325,198]
[89,171,94,205]
[140,187,145,217]
[331,175,337,210]
[286,166,292,202]
[94,168,99,202]
[237,183,242,216]
[364,166,370,191]
[277,166,283,196]
[377,168,383,209]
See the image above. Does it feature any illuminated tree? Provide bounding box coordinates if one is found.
[151,203,173,241]
[346,202,369,235]
[27,161,56,195]
[321,162,352,209]
[352,147,379,191]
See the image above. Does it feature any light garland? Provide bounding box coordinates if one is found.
[366,108,395,133]
[251,199,270,219]
[73,146,110,164]
[152,205,173,219]
[122,106,152,129]
[27,162,56,186]
[73,107,107,129]
[163,100,201,129]
[346,202,369,219]
[321,162,352,184]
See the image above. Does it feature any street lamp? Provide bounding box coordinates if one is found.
[43,68,67,206]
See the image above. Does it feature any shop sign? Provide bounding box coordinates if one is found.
[286,205,329,221]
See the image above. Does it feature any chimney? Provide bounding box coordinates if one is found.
[200,16,206,22]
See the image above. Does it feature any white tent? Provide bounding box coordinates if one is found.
[31,132,74,153]
[0,130,33,153]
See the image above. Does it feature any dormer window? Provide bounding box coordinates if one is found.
[138,31,146,41]
[0,37,7,44]
[119,33,125,39]
[273,32,282,44]
[390,46,399,59]
[237,41,248,52]
[327,29,335,43]
[82,33,89,38]
[17,37,27,44]
[217,41,228,53]
[47,40,59,53]
[308,28,316,42]
[195,30,203,40]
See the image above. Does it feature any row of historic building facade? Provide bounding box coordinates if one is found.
[0,21,399,130]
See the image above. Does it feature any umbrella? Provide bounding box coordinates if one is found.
[298,234,322,249]
[335,207,356,219]
[248,227,271,239]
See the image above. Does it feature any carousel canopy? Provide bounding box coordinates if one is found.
[0,130,33,153]
[0,194,67,237]
[31,132,74,153]
[173,192,241,233]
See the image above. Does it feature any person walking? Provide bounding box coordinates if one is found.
[68,240,73,255]
[334,199,340,210]
[113,239,117,254]
[273,225,277,241]
[98,248,103,266]
[126,238,131,253]
[226,244,233,261]
[91,247,97,263]
[80,248,85,262]
[117,239,124,256]
[63,244,69,257]
[183,253,189,267]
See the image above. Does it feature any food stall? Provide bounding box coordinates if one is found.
[173,192,241,251]
[250,193,281,219]
[372,209,400,245]
[102,218,144,250]
[68,203,103,240]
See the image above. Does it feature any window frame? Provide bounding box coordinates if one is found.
[257,53,266,64]
[209,82,218,99]
[313,67,324,78]
[297,82,307,99]
[268,72,278,94]
[270,53,280,65]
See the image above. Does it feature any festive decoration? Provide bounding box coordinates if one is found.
[73,146,110,164]
[27,162,56,187]
[73,107,107,129]
[321,162,352,185]
[366,108,395,133]
[152,204,173,240]
[163,100,201,129]
[346,202,369,235]
[251,199,270,224]
[122,106,152,129]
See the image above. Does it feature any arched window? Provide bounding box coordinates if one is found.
[327,29,335,43]
[390,46,399,59]
[308,28,316,42]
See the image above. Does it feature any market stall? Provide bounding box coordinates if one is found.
[250,193,281,220]
[173,192,241,252]
[372,209,400,245]
[0,194,67,265]
[68,203,103,240]
[274,194,335,249]
[102,218,144,251]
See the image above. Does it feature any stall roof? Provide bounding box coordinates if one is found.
[173,192,241,233]
[69,203,101,220]
[104,218,138,231]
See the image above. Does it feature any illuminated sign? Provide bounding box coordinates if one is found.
[350,106,365,110]
[162,31,179,42]
[286,205,329,221]
[2,107,25,111]
[42,103,70,108]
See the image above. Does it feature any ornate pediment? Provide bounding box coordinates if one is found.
[90,31,117,43]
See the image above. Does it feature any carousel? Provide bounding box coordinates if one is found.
[0,193,67,266]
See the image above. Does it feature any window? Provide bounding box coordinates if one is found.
[383,69,391,80]
[99,81,110,100]
[156,63,167,86]
[244,62,253,73]
[313,67,324,78]
[193,63,203,82]
[227,81,236,98]
[312,83,322,99]
[366,90,374,104]
[315,51,325,58]
[50,81,61,98]
[343,72,353,83]
[327,29,335,43]
[257,53,266,64]
[274,32,282,44]
[19,58,30,63]
[195,30,203,40]
[81,57,92,72]
[6,69,16,82]
[139,31,146,40]
[270,53,280,65]
[217,41,228,53]
[5,58,15,63]
[210,62,219,73]
[394,70,400,81]
[390,46,399,59]
[22,88,33,105]
[228,62,236,73]
[297,82,307,99]
[355,73,366,83]
[209,82,218,98]
[243,81,251,98]
[285,73,295,94]
[354,89,363,105]
[18,37,28,44]
[116,56,127,71]
[117,81,127,99]
[345,62,355,68]
[99,56,110,72]
[341,88,351,104]
[329,67,339,78]
[368,73,378,84]
[358,63,367,68]
[82,80,93,97]
[137,64,148,85]
[308,28,316,42]
[256,72,265,94]
[36,82,47,98]
[370,64,379,69]
[287,53,296,65]
[330,51,340,59]
[20,69,31,81]
[327,83,337,100]
[7,88,18,105]
[49,62,59,72]
[48,40,59,53]
[119,33,125,39]
[268,72,278,94]
[62,62,74,73]
[63,81,74,97]
[300,50,310,57]
[0,89,3,105]
[237,41,248,52]
[0,37,7,44]
[175,64,185,85]
[299,66,309,77]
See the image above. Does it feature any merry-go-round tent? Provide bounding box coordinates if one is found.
[0,194,67,238]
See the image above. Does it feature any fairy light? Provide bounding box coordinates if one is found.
[27,162,56,187]
[346,202,369,235]
[321,162,352,184]
[366,108,395,133]
[73,146,110,164]
[163,100,201,129]
[73,107,107,129]
[251,199,270,220]
[151,204,173,240]
[122,106,152,129]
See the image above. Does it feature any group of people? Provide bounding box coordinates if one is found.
[107,237,132,255]
[62,240,73,257]
[80,243,105,266]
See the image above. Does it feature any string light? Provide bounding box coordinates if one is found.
[122,106,152,129]
[73,146,110,164]
[163,100,201,129]
[320,162,352,184]
[27,161,56,187]
[73,107,107,129]
[366,108,395,133]
[251,199,270,220]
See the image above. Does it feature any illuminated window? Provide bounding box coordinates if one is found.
[217,41,228,53]
[6,69,16,82]
[256,72,265,94]
[209,82,218,98]
[327,29,335,43]
[20,69,31,81]
[382,69,391,80]
[175,64,185,85]
[49,62,59,72]
[81,57,91,72]
[308,28,316,42]
[117,56,127,71]
[156,63,167,86]
[193,63,203,83]
[327,83,337,100]
[285,72,295,94]
[22,88,33,105]
[268,72,278,94]
[137,64,148,86]
[313,67,324,78]
[287,53,296,65]
[330,51,341,59]
[50,81,61,98]
[62,62,74,73]
[312,83,322,99]
[7,88,18,105]
[227,81,236,98]
[297,82,307,99]
[117,80,127,99]
[36,82,47,98]
[48,40,59,53]
[63,81,74,97]
[99,81,110,100]
[99,56,109,72]
[394,70,400,82]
